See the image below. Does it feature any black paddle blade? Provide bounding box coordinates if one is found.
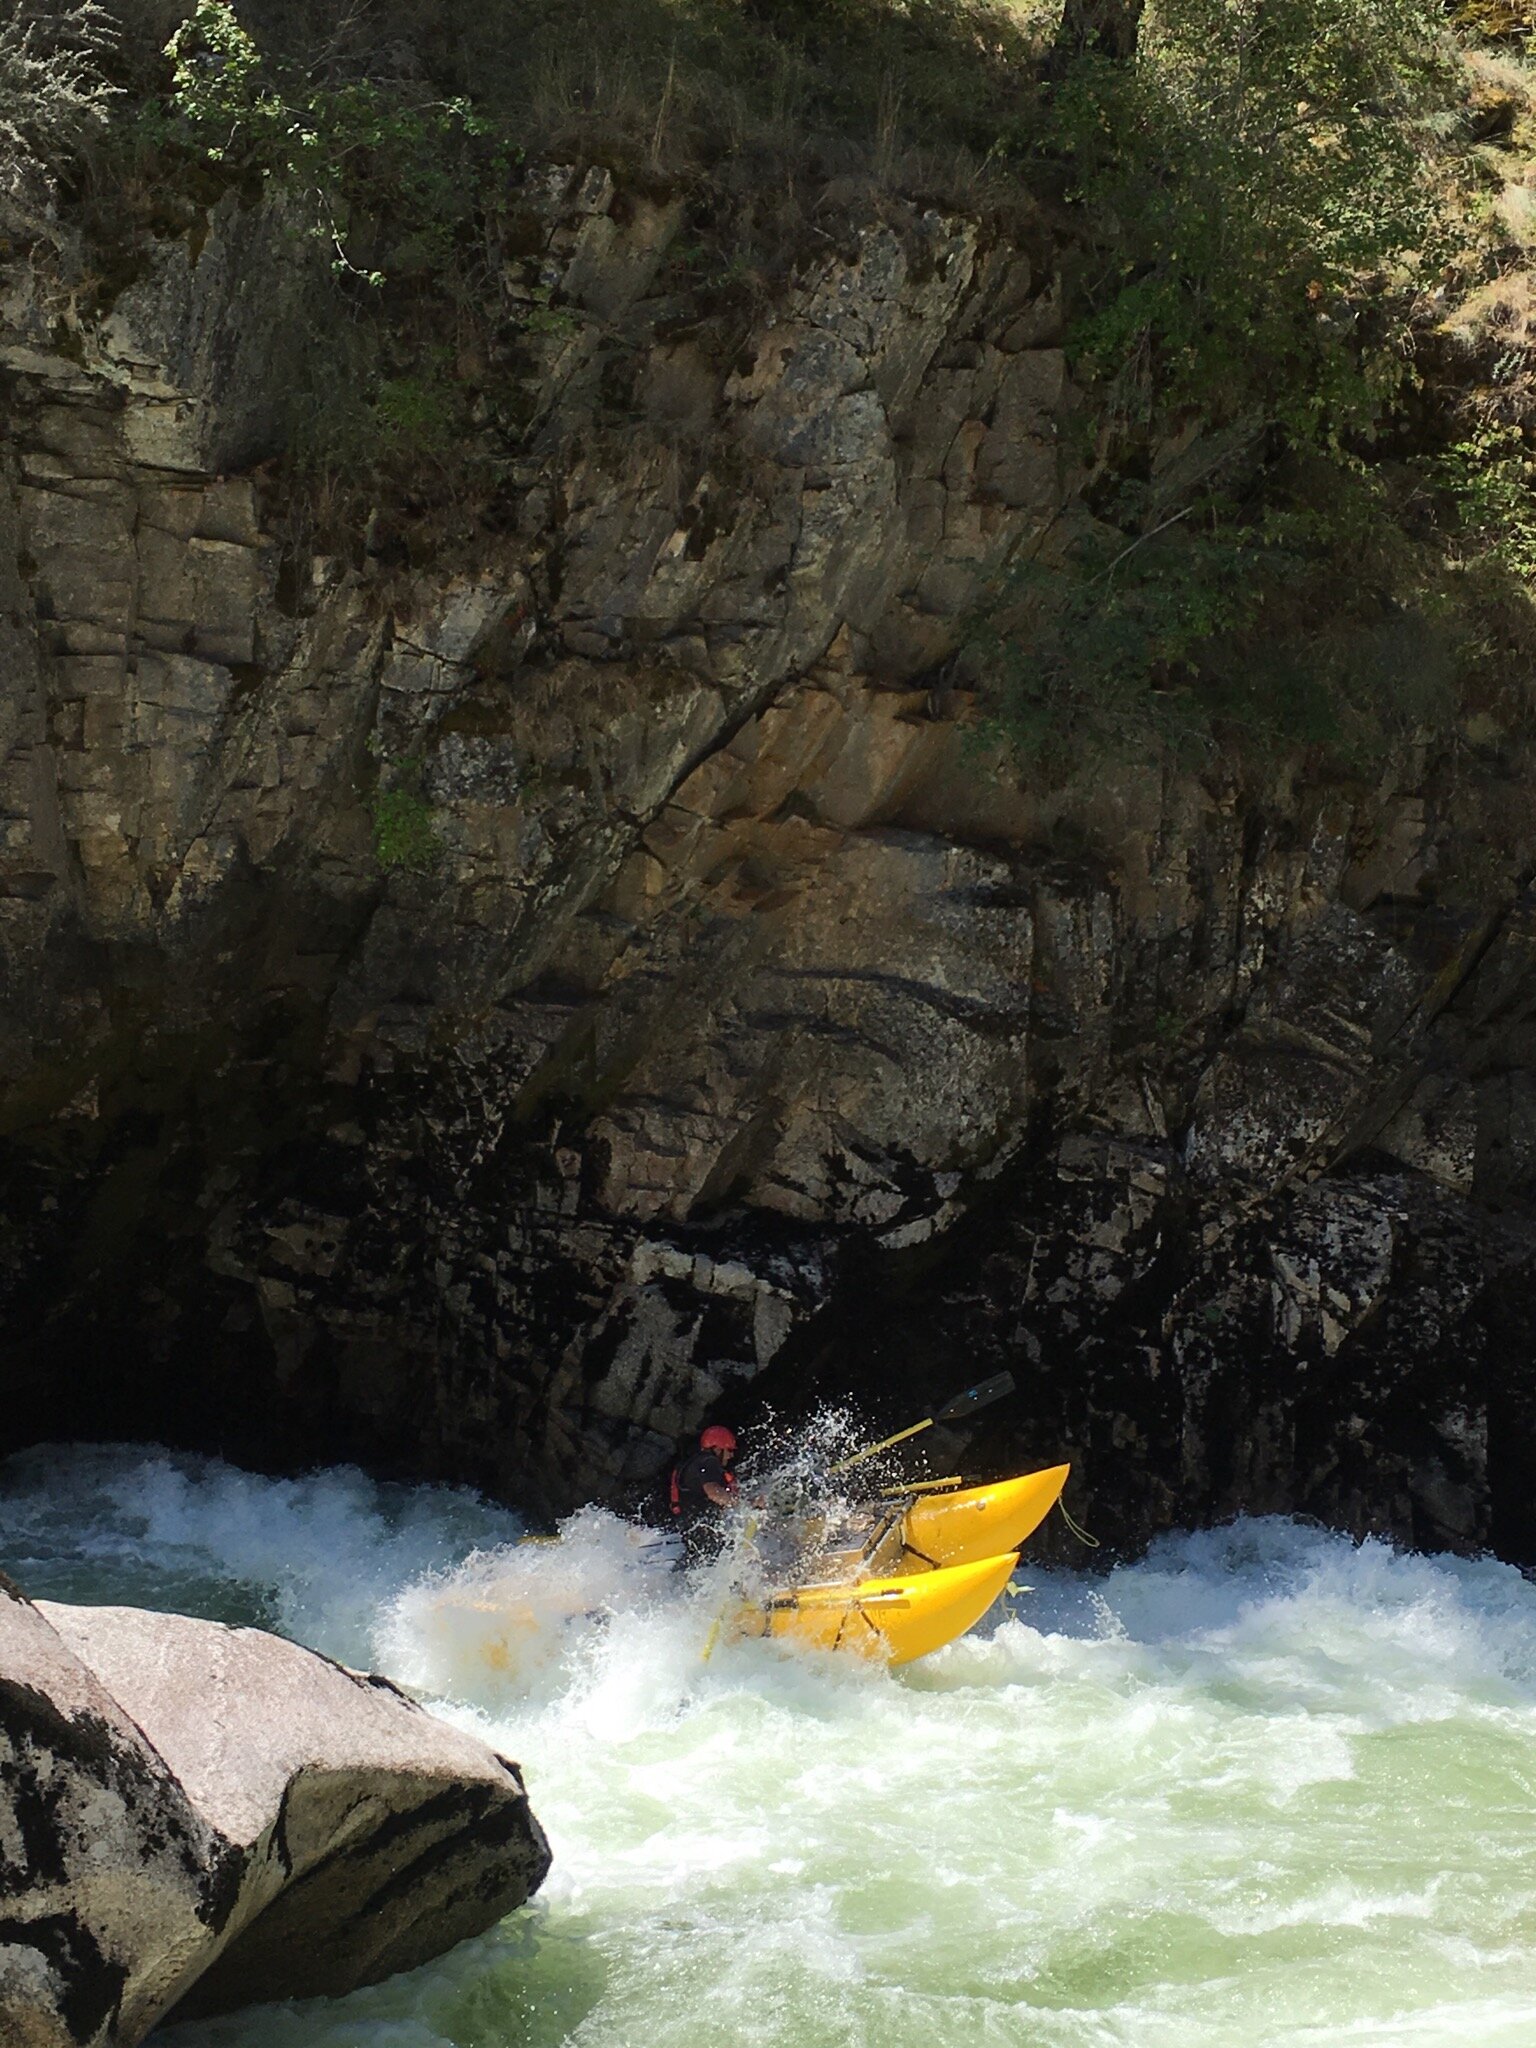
[936,1371,1015,1422]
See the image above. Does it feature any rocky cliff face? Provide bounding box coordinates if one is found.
[4,163,1536,1556]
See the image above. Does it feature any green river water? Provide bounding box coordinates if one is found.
[4,1443,1536,2048]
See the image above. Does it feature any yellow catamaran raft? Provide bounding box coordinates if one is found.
[428,1377,1070,1675]
[726,1461,1070,1666]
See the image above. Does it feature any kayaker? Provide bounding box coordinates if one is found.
[669,1425,739,1564]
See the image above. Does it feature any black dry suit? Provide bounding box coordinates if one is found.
[668,1448,737,1563]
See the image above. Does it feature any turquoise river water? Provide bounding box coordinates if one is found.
[4,1443,1536,2048]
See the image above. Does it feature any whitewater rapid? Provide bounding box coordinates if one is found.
[5,1444,1536,2048]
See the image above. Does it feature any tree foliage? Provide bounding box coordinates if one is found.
[160,0,512,285]
[972,0,1475,771]
[1429,426,1536,582]
[1049,0,1455,441]
[143,1,523,493]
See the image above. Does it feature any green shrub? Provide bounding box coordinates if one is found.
[369,752,441,872]
[975,517,1271,765]
[0,0,118,178]
[244,0,1047,172]
[163,1,514,284]
[1429,425,1536,580]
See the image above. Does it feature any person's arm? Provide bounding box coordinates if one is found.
[702,1480,734,1507]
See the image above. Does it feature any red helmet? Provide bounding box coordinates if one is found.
[700,1425,737,1454]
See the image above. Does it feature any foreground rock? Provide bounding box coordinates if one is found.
[0,1584,550,2046]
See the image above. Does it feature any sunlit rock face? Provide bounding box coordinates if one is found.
[0,1581,549,2046]
[3,163,1536,1552]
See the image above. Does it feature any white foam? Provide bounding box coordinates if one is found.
[0,1441,521,1670]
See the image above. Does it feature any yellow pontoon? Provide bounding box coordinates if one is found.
[732,1549,1020,1667]
[879,1463,1070,1574]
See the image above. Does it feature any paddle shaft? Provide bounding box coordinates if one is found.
[831,1418,932,1475]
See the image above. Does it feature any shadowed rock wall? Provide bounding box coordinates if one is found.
[4,166,1536,1554]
